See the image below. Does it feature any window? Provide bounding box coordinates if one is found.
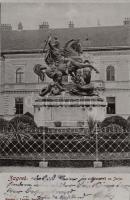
[15,98,23,114]
[106,97,116,114]
[106,65,115,81]
[16,68,24,83]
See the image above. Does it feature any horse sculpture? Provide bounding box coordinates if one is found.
[34,37,99,96]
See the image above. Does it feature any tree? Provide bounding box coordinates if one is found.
[0,118,8,132]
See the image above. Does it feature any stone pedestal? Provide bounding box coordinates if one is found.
[34,95,107,127]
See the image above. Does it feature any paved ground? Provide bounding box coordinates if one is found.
[0,166,130,173]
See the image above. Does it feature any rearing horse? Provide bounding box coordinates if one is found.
[33,38,99,84]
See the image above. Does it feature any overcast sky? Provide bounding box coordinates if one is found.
[1,2,130,29]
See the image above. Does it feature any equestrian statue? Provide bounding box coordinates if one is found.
[33,35,99,96]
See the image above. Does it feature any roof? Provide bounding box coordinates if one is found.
[2,25,130,52]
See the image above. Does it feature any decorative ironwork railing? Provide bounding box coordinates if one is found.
[0,126,45,160]
[0,124,129,161]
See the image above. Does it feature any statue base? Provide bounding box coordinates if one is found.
[34,95,107,127]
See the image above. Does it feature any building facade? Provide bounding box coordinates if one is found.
[1,22,130,120]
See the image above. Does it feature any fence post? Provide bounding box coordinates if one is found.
[93,123,102,168]
[95,123,99,161]
[39,127,48,168]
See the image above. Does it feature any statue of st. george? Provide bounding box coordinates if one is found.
[34,36,99,96]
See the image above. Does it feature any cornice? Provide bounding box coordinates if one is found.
[2,46,130,56]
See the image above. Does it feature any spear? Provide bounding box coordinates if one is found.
[43,34,52,53]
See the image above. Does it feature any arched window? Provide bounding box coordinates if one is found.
[16,68,24,83]
[106,65,115,81]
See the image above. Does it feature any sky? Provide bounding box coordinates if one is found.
[2,2,130,29]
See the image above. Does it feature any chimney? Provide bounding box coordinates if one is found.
[18,22,23,31]
[39,21,49,30]
[68,21,74,28]
[123,18,130,26]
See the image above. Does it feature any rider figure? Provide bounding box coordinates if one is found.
[34,36,100,96]
[48,36,60,50]
[53,37,60,49]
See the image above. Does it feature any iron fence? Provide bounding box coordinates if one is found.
[0,127,45,160]
[45,127,96,160]
[0,124,129,161]
[98,124,130,160]
[45,124,130,160]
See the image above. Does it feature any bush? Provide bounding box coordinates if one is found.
[0,118,8,132]
[8,115,37,132]
[101,115,127,130]
[24,112,34,120]
[127,116,130,131]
